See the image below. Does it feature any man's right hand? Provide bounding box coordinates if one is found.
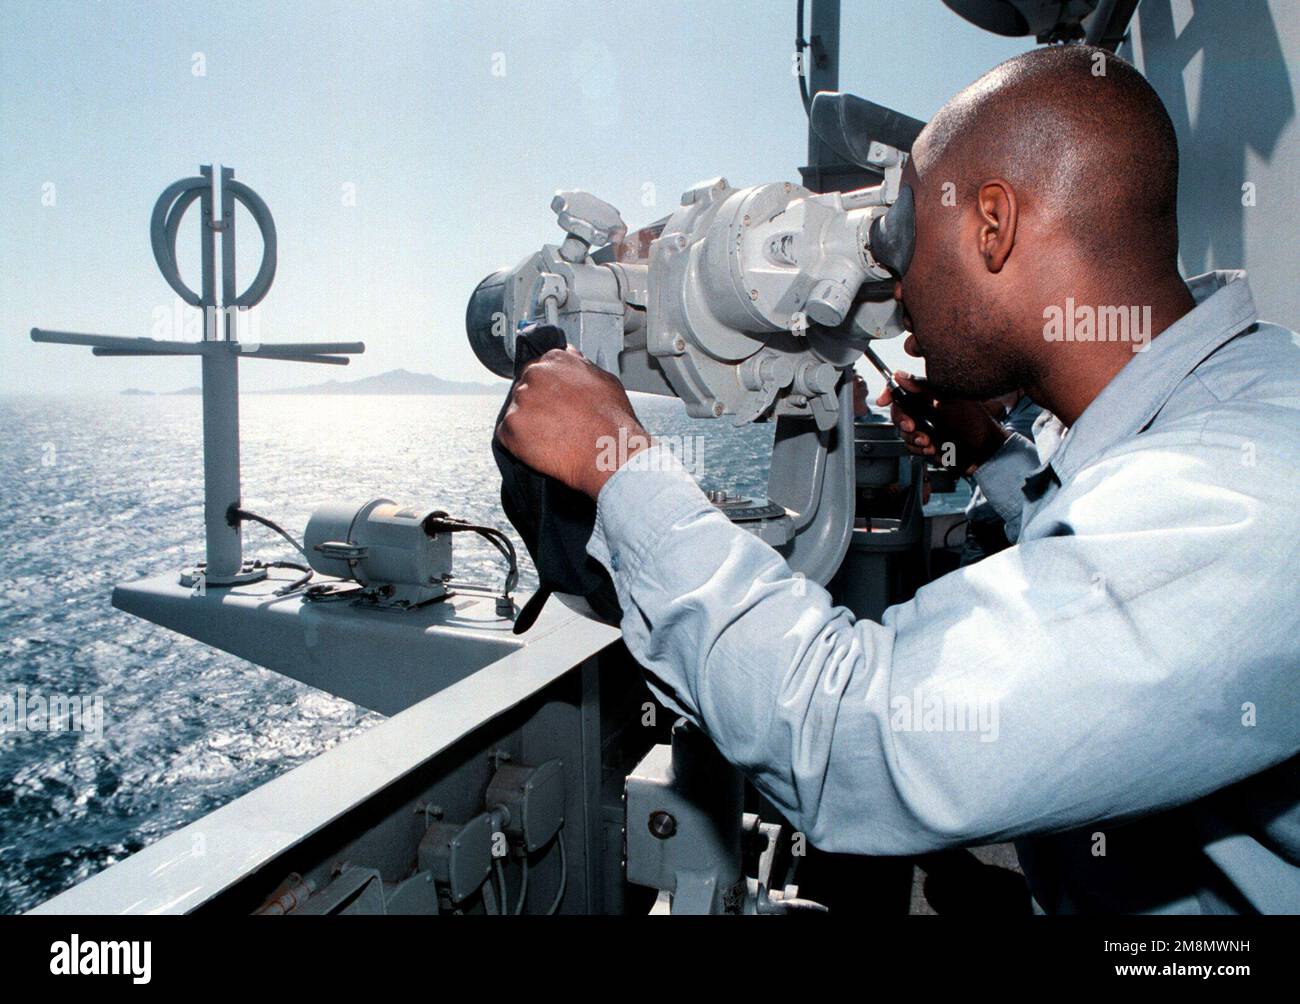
[876,372,1010,475]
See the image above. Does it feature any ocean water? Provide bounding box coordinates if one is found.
[0,391,773,913]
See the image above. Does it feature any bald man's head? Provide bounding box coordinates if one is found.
[895,45,1184,400]
[914,44,1180,263]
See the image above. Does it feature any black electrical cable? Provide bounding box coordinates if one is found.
[795,0,812,115]
[776,896,830,914]
[469,527,518,595]
[229,506,309,560]
[424,512,519,604]
[266,560,313,596]
[942,518,969,551]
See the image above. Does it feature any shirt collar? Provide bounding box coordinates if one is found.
[1033,270,1259,485]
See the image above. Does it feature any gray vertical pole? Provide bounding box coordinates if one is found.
[805,0,842,177]
[199,165,244,582]
[201,347,243,581]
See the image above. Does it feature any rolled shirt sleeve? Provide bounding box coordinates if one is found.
[586,436,1300,855]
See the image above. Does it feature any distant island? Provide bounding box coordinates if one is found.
[125,369,507,397]
[261,368,505,396]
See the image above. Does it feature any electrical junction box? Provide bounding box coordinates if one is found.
[485,759,566,853]
[304,498,453,606]
[418,812,494,905]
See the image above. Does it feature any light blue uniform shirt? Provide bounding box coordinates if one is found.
[587,271,1300,914]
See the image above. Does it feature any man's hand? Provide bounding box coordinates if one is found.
[876,371,1009,475]
[496,346,651,499]
[852,373,870,417]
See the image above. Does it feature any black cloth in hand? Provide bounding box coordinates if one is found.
[492,324,622,634]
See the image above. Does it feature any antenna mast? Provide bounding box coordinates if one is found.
[32,165,365,586]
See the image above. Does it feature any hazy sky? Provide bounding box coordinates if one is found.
[0,0,1032,394]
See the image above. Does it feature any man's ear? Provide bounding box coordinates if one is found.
[976,179,1018,273]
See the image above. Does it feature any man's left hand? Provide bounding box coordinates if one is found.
[495,346,650,500]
